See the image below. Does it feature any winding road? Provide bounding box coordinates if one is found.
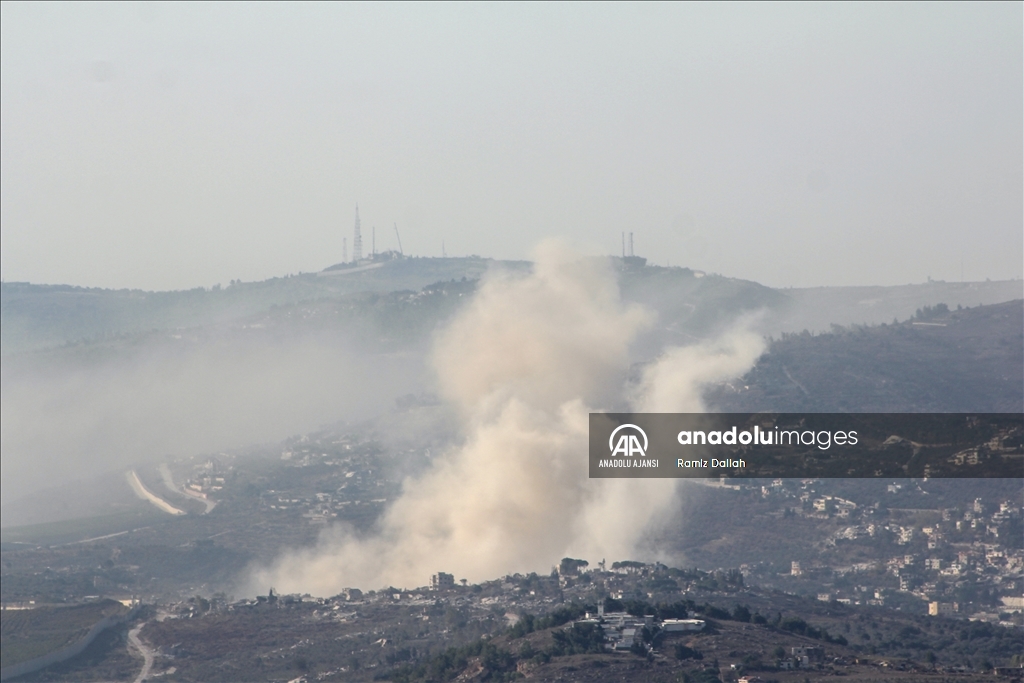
[127,623,155,683]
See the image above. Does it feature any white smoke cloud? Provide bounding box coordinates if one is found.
[249,241,764,595]
[632,325,766,413]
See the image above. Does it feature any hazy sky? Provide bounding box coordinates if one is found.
[2,2,1021,290]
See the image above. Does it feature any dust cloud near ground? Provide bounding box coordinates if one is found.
[249,242,765,594]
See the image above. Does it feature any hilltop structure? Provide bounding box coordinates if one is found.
[620,231,647,268]
[353,206,363,262]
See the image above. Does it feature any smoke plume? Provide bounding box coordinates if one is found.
[250,241,764,594]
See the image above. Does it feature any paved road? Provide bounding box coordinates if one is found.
[127,623,154,683]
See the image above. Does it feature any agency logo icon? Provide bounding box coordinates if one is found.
[609,424,648,457]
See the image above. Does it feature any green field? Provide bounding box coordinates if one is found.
[0,600,126,669]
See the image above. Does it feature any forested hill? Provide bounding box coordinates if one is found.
[708,299,1024,413]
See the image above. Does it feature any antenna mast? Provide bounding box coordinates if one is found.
[394,223,404,255]
[353,206,363,262]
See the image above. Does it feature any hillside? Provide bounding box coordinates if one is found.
[0,256,522,354]
[13,571,1020,682]
[0,599,127,669]
[4,256,1020,355]
[708,300,1024,413]
[770,281,1023,334]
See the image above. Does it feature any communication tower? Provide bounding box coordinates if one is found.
[353,206,363,262]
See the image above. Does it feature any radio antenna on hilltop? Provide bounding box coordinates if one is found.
[372,226,376,256]
[353,205,363,262]
[629,232,634,257]
[394,223,404,255]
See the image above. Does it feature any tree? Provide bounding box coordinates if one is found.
[559,557,589,575]
[675,644,704,661]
